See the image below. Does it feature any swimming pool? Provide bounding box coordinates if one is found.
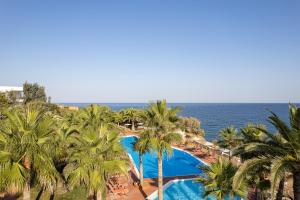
[121,136,206,178]
[147,179,241,200]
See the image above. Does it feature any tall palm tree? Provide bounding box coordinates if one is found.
[196,157,245,200]
[233,104,300,200]
[144,100,182,200]
[232,124,281,200]
[132,130,152,187]
[0,105,60,200]
[64,124,128,200]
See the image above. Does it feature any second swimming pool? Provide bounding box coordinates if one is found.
[121,136,206,179]
[148,179,241,200]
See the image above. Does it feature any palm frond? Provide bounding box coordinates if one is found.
[233,157,270,190]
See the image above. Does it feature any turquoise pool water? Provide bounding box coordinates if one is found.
[152,179,241,200]
[121,136,206,178]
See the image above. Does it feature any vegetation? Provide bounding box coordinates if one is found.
[23,82,47,104]
[196,157,245,200]
[120,108,144,130]
[0,104,60,200]
[231,105,300,200]
[228,124,272,200]
[217,126,241,159]
[179,117,204,136]
[179,117,205,145]
[64,125,128,200]
[0,93,9,109]
[194,104,300,200]
[78,104,114,128]
[218,126,240,149]
[0,96,129,199]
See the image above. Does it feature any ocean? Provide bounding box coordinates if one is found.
[61,103,296,141]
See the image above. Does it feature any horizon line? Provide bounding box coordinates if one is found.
[55,102,300,104]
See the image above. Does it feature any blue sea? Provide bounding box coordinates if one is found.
[61,103,296,141]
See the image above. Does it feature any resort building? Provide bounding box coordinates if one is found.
[0,86,23,103]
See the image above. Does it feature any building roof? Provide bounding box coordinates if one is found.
[0,86,23,92]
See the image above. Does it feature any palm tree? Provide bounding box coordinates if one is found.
[121,108,142,131]
[196,157,245,200]
[0,105,60,200]
[132,130,152,187]
[233,104,300,200]
[218,126,241,159]
[112,111,123,126]
[80,104,113,128]
[231,124,281,200]
[52,120,79,171]
[144,100,182,200]
[64,124,128,200]
[64,110,81,127]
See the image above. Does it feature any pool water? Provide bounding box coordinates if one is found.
[152,179,241,200]
[121,136,206,178]
[122,136,241,200]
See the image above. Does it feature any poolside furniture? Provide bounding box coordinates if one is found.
[192,145,202,153]
[107,183,128,195]
[124,123,131,128]
[107,174,130,197]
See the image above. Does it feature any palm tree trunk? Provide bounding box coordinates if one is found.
[23,156,31,200]
[139,154,144,187]
[131,120,135,131]
[88,189,93,199]
[254,187,260,200]
[158,153,163,200]
[96,190,102,200]
[23,181,31,200]
[276,178,285,200]
[293,170,300,200]
[49,193,55,200]
[35,187,44,200]
[56,181,67,195]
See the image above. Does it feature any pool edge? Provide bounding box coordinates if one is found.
[121,135,209,179]
[146,178,197,200]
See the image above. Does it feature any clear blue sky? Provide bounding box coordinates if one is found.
[0,0,299,103]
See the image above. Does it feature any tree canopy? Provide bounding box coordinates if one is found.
[23,82,47,104]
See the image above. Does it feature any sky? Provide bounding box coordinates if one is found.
[0,0,299,103]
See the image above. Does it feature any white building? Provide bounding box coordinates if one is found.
[0,86,23,102]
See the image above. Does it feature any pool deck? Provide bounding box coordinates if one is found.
[111,131,218,200]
